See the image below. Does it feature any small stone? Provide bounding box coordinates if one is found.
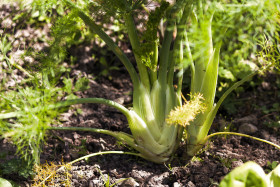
[73,132,81,139]
[72,174,79,180]
[24,56,34,63]
[173,182,182,187]
[119,178,139,187]
[231,160,243,169]
[33,43,44,51]
[114,97,125,104]
[234,115,258,125]
[72,179,79,185]
[187,181,196,187]
[13,50,25,65]
[222,167,229,174]
[261,81,271,90]
[260,130,270,140]
[13,40,20,48]
[1,18,13,29]
[22,30,30,38]
[91,179,101,186]
[34,29,43,38]
[89,180,94,187]
[15,30,23,38]
[238,123,258,134]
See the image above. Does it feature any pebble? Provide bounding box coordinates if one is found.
[260,130,270,140]
[24,56,34,63]
[238,123,258,134]
[88,180,94,187]
[222,167,229,174]
[173,182,182,187]
[234,115,258,125]
[72,179,79,185]
[1,18,13,29]
[13,40,20,48]
[187,181,196,187]
[91,179,102,186]
[231,160,244,169]
[119,178,139,187]
[15,30,23,38]
[22,30,30,38]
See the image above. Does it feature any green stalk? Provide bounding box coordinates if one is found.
[48,126,142,153]
[186,32,195,94]
[150,42,158,86]
[123,13,150,91]
[167,3,192,87]
[48,126,134,141]
[156,27,174,125]
[132,83,162,140]
[158,0,191,87]
[158,1,193,113]
[9,56,34,79]
[0,98,130,120]
[204,132,280,150]
[186,71,258,157]
[63,0,140,87]
[192,13,214,93]
[197,71,257,144]
[0,111,21,119]
[50,98,130,115]
[158,25,174,88]
[48,125,169,163]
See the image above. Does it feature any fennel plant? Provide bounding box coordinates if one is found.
[220,161,280,187]
[0,0,276,164]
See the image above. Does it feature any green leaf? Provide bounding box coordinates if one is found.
[268,164,280,187]
[200,45,220,107]
[0,178,12,187]
[74,77,89,92]
[219,67,235,81]
[201,71,256,139]
[63,78,73,94]
[220,162,269,187]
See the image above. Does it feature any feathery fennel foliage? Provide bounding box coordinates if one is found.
[0,84,69,163]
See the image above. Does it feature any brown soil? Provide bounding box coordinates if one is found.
[0,2,279,187]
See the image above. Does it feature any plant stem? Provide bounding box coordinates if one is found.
[186,32,195,94]
[48,126,132,139]
[186,71,258,157]
[0,111,21,119]
[0,98,130,119]
[63,0,140,87]
[9,56,34,79]
[159,0,193,88]
[167,3,192,87]
[158,26,173,89]
[49,98,130,115]
[205,132,280,150]
[150,42,158,86]
[47,126,142,152]
[48,125,169,163]
[124,12,150,91]
[199,71,258,142]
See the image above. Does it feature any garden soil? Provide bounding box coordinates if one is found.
[0,2,280,187]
